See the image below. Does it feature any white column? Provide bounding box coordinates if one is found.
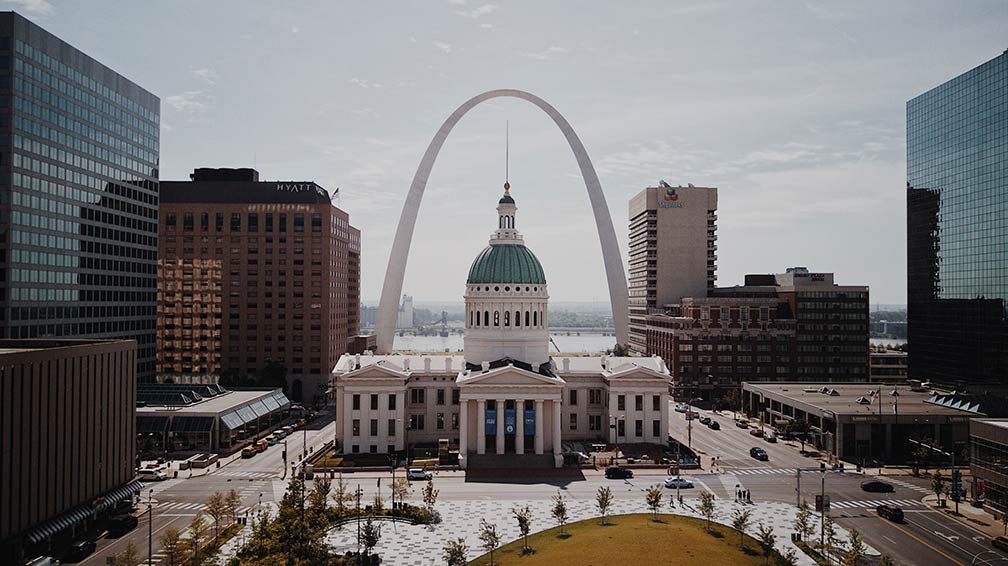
[459,399,469,457]
[343,390,353,449]
[534,400,544,454]
[608,392,619,443]
[496,400,505,455]
[477,399,486,455]
[515,399,525,455]
[552,399,562,455]
[659,393,669,445]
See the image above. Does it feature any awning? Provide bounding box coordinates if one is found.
[137,415,169,434]
[272,390,291,408]
[170,416,215,433]
[221,411,243,430]
[248,400,270,418]
[25,503,95,544]
[236,405,257,424]
[97,480,143,512]
[261,395,281,412]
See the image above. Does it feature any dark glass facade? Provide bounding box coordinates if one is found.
[907,50,1008,389]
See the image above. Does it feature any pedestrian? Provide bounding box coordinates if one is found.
[669,494,675,507]
[746,489,751,502]
[678,494,683,505]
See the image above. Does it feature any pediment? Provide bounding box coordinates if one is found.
[605,363,670,382]
[457,364,564,388]
[344,361,410,380]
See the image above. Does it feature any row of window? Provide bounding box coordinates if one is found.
[165,212,324,234]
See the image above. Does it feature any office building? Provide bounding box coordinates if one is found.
[907,50,1008,390]
[0,12,160,379]
[628,183,717,352]
[397,293,414,329]
[1,339,139,558]
[869,348,909,383]
[158,168,360,406]
[970,418,1008,519]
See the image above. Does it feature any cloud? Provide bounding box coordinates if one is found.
[524,45,570,61]
[3,0,53,15]
[163,91,214,115]
[456,3,496,18]
[349,78,383,89]
[479,23,494,29]
[190,68,218,85]
[434,42,453,53]
[291,24,300,33]
[446,0,466,4]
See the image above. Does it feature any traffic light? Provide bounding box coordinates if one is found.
[282,450,287,461]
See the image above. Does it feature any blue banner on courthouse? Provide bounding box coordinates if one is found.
[524,410,535,436]
[504,409,517,435]
[485,409,496,436]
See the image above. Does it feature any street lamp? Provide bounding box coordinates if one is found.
[687,396,702,451]
[147,488,154,566]
[610,414,625,462]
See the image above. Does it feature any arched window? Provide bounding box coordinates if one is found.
[470,310,474,327]
[514,310,521,327]
[525,311,530,327]
[533,310,538,327]
[484,310,489,326]
[494,311,500,326]
[499,216,504,229]
[504,311,510,326]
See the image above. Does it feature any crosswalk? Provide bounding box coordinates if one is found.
[883,477,933,494]
[157,500,253,515]
[729,468,796,476]
[829,498,921,510]
[212,470,276,479]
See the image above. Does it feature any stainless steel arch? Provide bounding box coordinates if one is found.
[375,89,628,352]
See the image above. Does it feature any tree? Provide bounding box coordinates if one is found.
[512,505,533,553]
[391,476,412,508]
[188,512,209,562]
[645,484,664,519]
[361,515,382,560]
[423,477,439,511]
[159,527,182,566]
[791,419,811,453]
[611,343,629,356]
[823,515,839,562]
[596,486,614,526]
[912,437,934,476]
[372,492,385,513]
[756,523,776,566]
[732,508,753,549]
[442,537,469,566]
[879,555,896,566]
[774,548,799,566]
[551,491,569,536]
[333,473,352,518]
[307,476,332,533]
[843,528,865,566]
[930,471,944,505]
[794,500,814,542]
[225,489,242,525]
[724,388,741,413]
[479,519,502,566]
[698,491,717,532]
[113,540,139,566]
[205,491,227,541]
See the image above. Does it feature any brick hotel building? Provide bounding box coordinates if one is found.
[158,168,360,405]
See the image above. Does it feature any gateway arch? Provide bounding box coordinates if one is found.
[376,89,628,353]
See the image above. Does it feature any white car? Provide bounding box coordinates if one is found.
[674,403,689,413]
[664,476,694,489]
[138,469,168,481]
[406,467,432,481]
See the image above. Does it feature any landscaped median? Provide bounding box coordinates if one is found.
[467,514,789,566]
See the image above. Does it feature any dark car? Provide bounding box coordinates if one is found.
[749,447,769,461]
[698,416,712,425]
[63,540,96,562]
[707,420,720,430]
[861,480,894,493]
[605,466,634,479]
[876,504,904,522]
[107,514,138,537]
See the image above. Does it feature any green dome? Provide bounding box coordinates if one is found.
[467,244,546,285]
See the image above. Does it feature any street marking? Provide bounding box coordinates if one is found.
[876,516,965,566]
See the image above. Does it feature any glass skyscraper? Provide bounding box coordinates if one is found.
[907,50,1007,389]
[0,12,160,378]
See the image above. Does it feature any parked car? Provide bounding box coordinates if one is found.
[735,419,750,428]
[605,466,634,479]
[406,467,432,481]
[265,434,279,446]
[274,430,287,440]
[764,432,777,443]
[749,447,769,461]
[861,480,895,493]
[876,504,904,522]
[255,440,268,453]
[674,403,689,413]
[685,411,698,420]
[992,536,1008,552]
[63,541,96,563]
[107,514,138,537]
[664,476,694,489]
[137,468,167,481]
[26,556,60,566]
[698,416,712,425]
[749,428,764,438]
[707,420,720,430]
[241,446,257,459]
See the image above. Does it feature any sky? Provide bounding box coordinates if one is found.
[8,0,1007,306]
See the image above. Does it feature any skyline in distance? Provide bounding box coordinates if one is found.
[10,0,1008,306]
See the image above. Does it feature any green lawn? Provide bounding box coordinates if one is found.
[468,513,768,566]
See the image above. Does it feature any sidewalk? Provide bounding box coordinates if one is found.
[921,494,1003,540]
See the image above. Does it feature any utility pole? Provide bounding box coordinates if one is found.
[796,469,801,509]
[819,473,826,548]
[356,485,362,558]
[147,489,154,566]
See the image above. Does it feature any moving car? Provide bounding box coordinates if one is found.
[764,432,777,443]
[698,416,712,425]
[107,514,138,537]
[63,541,96,563]
[707,420,720,430]
[27,556,61,566]
[664,476,694,489]
[685,411,698,420]
[406,467,432,481]
[735,419,749,428]
[992,536,1008,552]
[861,480,894,493]
[241,446,257,459]
[674,403,689,413]
[749,428,764,438]
[876,504,903,522]
[137,468,167,481]
[605,466,634,479]
[749,447,769,461]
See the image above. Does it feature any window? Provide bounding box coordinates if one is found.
[215,213,224,232]
[248,213,259,232]
[311,213,322,232]
[279,214,287,232]
[451,389,460,405]
[388,394,396,410]
[437,413,445,430]
[410,388,425,404]
[451,413,459,430]
[652,420,661,438]
[369,445,377,454]
[352,445,360,454]
[369,419,378,436]
[569,413,577,430]
[617,420,625,437]
[370,394,378,410]
[388,419,396,437]
[589,415,602,431]
[266,213,274,232]
[352,394,360,410]
[200,213,209,231]
[230,213,241,231]
[569,389,578,405]
[352,419,360,436]
[635,395,644,411]
[617,395,625,411]
[294,213,305,232]
[437,389,445,405]
[387,445,395,455]
[589,389,602,405]
[652,395,661,411]
[409,414,425,430]
[635,420,643,437]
